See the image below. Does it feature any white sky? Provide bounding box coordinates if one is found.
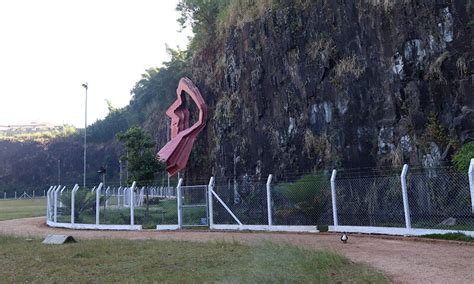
[0,0,190,127]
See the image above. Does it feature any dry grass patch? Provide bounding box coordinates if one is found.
[335,54,365,79]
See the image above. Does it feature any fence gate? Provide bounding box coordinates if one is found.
[179,185,209,227]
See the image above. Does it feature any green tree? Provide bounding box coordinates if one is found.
[176,0,230,48]
[176,0,226,32]
[116,126,165,185]
[117,127,166,219]
[129,47,191,123]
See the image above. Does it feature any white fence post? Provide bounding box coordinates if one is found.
[71,184,79,224]
[266,174,273,227]
[46,186,54,220]
[59,186,66,207]
[208,177,215,229]
[469,159,474,214]
[117,187,121,206]
[176,178,184,229]
[124,188,128,207]
[96,183,103,225]
[207,177,214,229]
[105,187,110,208]
[130,182,136,225]
[53,186,61,223]
[330,169,338,227]
[401,164,411,231]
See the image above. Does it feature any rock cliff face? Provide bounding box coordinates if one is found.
[187,0,473,180]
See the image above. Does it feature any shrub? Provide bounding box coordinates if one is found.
[275,174,330,224]
[59,189,97,222]
[453,141,474,173]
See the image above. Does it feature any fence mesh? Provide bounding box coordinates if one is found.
[335,174,405,227]
[408,168,473,231]
[212,177,267,225]
[181,185,208,226]
[43,165,474,235]
[100,187,130,225]
[73,187,97,224]
[96,186,179,228]
[272,174,332,226]
[1,187,50,200]
[56,188,70,223]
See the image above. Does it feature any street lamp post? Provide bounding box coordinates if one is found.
[57,159,61,185]
[82,82,88,188]
[119,159,122,187]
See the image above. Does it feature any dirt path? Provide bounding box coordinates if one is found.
[1,217,473,283]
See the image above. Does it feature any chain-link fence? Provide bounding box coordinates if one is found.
[180,185,208,226]
[45,162,474,235]
[207,164,473,235]
[272,174,332,226]
[134,186,178,229]
[46,183,178,230]
[1,187,50,200]
[335,169,405,227]
[407,168,473,231]
[212,176,268,226]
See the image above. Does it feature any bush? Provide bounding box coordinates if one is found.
[274,174,330,224]
[453,141,474,172]
[59,189,98,223]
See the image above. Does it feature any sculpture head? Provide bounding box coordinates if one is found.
[157,78,207,176]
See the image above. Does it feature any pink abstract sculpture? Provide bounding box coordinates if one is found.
[157,77,208,176]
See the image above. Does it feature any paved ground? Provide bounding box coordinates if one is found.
[1,217,473,283]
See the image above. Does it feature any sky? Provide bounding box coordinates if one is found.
[0,0,190,128]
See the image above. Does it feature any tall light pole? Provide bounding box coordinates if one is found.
[82,82,88,188]
[57,159,61,185]
[167,118,170,188]
[119,159,122,187]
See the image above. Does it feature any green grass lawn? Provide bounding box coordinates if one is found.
[0,235,388,283]
[0,198,46,221]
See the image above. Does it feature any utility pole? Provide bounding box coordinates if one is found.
[167,118,170,188]
[57,159,61,185]
[82,82,88,188]
[119,159,122,187]
[126,151,129,182]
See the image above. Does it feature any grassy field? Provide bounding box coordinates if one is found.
[0,235,388,283]
[0,198,46,221]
